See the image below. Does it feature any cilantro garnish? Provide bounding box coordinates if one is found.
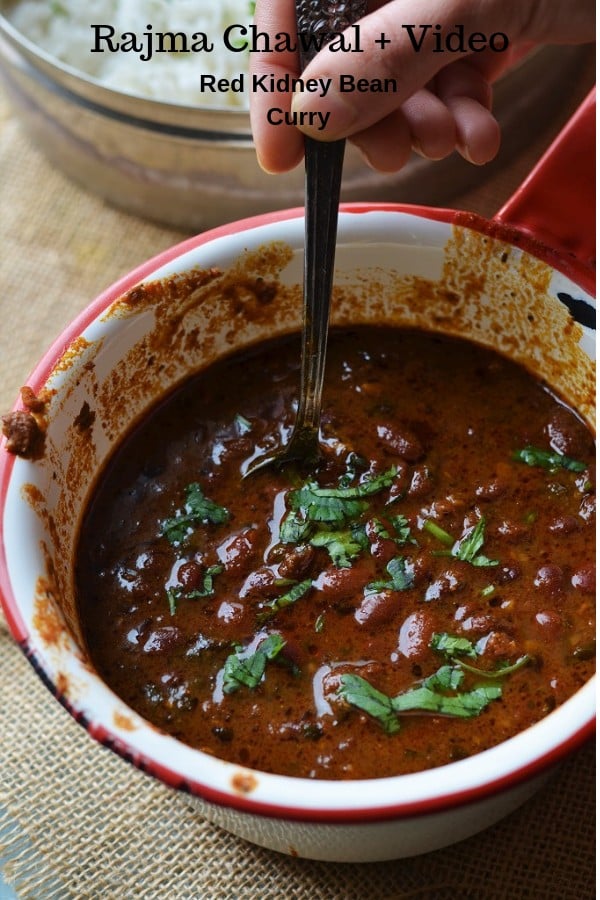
[368,517,392,540]
[288,467,398,526]
[430,632,531,678]
[166,564,224,614]
[391,514,416,545]
[430,632,478,659]
[422,519,455,547]
[161,482,229,545]
[337,630,532,732]
[391,675,502,717]
[336,674,401,734]
[365,556,414,593]
[513,445,587,473]
[453,518,498,566]
[423,517,498,567]
[259,579,313,619]
[453,655,531,679]
[280,469,399,567]
[310,528,366,568]
[338,665,501,733]
[279,511,312,544]
[222,633,285,694]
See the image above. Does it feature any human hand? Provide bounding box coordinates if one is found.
[250,0,594,174]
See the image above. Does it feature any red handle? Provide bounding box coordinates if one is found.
[495,88,595,293]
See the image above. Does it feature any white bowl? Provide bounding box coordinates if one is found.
[0,203,594,862]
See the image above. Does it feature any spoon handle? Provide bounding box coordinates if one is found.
[296,136,345,433]
[294,0,367,433]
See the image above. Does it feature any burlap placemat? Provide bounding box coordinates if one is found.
[0,70,595,899]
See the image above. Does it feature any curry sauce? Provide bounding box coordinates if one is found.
[76,328,595,779]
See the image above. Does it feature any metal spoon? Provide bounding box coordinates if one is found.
[245,0,367,477]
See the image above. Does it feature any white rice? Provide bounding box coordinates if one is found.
[5,0,254,107]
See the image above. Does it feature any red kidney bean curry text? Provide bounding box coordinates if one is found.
[76,328,595,779]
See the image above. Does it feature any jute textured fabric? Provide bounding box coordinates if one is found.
[0,75,595,899]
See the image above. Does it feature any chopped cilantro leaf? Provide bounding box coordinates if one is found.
[513,445,587,473]
[368,517,392,540]
[431,633,532,679]
[280,511,312,544]
[166,588,178,617]
[366,556,414,593]
[453,518,498,567]
[310,529,365,568]
[288,467,398,526]
[289,482,368,524]
[222,633,285,694]
[167,564,224,614]
[454,654,532,679]
[431,633,478,659]
[160,482,229,545]
[337,674,401,734]
[391,680,502,717]
[421,664,465,691]
[260,579,312,618]
[424,517,498,567]
[391,514,416,544]
[422,519,455,547]
[338,663,502,732]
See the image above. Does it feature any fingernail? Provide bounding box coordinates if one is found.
[291,88,358,139]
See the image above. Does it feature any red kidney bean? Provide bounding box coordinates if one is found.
[579,495,595,522]
[143,626,184,654]
[461,614,495,634]
[397,610,433,659]
[376,423,424,462]
[481,630,518,659]
[407,465,433,497]
[475,478,507,500]
[216,528,259,574]
[177,560,204,590]
[533,564,565,595]
[424,566,465,601]
[571,564,595,594]
[546,406,594,457]
[278,545,316,579]
[315,560,372,602]
[548,515,580,535]
[216,601,245,625]
[410,552,432,587]
[495,519,527,542]
[497,563,521,584]
[535,610,564,638]
[354,589,398,627]
[239,567,278,599]
[369,537,398,565]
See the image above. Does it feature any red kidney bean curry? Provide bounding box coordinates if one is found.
[76,327,595,779]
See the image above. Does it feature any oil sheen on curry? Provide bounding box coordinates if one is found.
[76,327,595,780]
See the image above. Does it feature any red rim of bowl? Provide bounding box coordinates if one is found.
[0,202,595,825]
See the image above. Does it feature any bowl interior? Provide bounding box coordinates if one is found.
[0,207,595,817]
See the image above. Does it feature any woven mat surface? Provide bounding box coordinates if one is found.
[0,66,595,900]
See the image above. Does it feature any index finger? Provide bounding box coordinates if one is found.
[249,0,305,173]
